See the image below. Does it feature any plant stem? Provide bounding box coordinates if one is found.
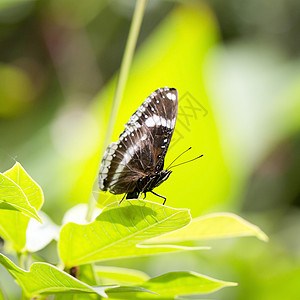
[86,192,97,223]
[105,0,147,147]
[17,252,25,269]
[26,252,32,270]
[86,0,147,222]
[17,253,29,300]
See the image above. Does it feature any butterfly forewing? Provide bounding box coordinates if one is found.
[99,87,178,196]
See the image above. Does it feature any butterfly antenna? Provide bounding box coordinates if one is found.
[166,147,192,170]
[168,155,203,170]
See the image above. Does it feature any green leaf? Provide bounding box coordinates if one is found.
[107,286,158,297]
[0,253,113,298]
[4,162,43,210]
[0,168,41,221]
[106,271,237,299]
[59,200,192,267]
[78,264,99,286]
[147,212,268,244]
[58,264,100,300]
[0,162,43,251]
[55,287,155,300]
[96,266,150,286]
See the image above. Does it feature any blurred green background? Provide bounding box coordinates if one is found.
[0,0,300,299]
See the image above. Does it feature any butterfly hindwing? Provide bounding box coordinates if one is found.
[98,87,178,196]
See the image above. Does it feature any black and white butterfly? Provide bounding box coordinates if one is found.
[98,87,178,204]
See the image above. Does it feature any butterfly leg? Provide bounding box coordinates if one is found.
[150,191,167,205]
[142,192,147,199]
[126,189,140,200]
[119,193,127,206]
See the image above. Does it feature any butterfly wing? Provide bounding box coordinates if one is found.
[98,87,178,195]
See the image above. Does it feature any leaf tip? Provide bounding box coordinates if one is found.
[256,229,269,242]
[33,212,43,223]
[225,281,238,287]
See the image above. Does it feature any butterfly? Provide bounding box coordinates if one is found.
[98,87,178,205]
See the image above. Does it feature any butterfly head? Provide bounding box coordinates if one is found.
[147,169,172,191]
[155,169,172,188]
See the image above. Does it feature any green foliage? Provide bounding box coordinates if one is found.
[59,200,192,266]
[0,254,113,298]
[0,163,267,299]
[148,212,268,244]
[106,271,237,299]
[0,163,43,252]
[0,0,298,299]
[0,163,42,222]
[96,266,150,286]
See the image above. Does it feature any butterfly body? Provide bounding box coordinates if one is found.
[126,169,173,200]
[99,87,178,204]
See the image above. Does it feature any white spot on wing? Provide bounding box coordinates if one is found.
[171,117,176,128]
[145,115,174,129]
[166,92,176,101]
[138,106,146,112]
[161,117,167,127]
[145,117,155,127]
[153,114,161,125]
[99,141,119,189]
[166,119,171,128]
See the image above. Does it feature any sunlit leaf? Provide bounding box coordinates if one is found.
[96,266,150,286]
[0,167,41,221]
[147,212,268,244]
[79,264,98,286]
[4,163,43,209]
[0,253,113,298]
[59,200,192,267]
[106,271,237,299]
[0,162,43,251]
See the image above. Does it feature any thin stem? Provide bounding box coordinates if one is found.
[26,252,32,270]
[104,0,147,149]
[17,253,29,300]
[17,252,25,269]
[85,193,97,223]
[86,0,147,222]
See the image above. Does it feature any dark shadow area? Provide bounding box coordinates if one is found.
[96,202,158,228]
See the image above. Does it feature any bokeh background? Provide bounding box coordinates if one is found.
[1,0,300,299]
